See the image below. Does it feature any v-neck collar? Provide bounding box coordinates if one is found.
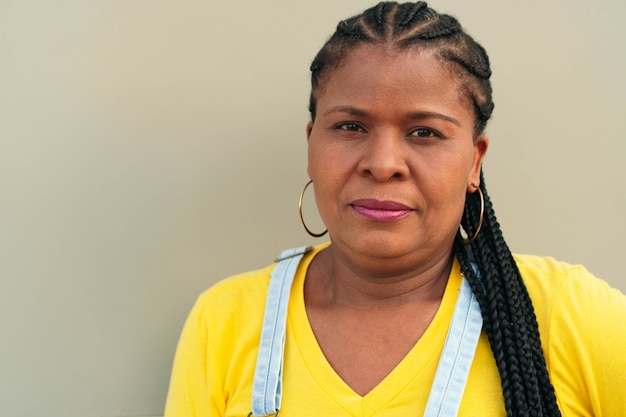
[287,244,463,415]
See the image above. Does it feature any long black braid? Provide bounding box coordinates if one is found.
[308,3,561,416]
[456,175,560,416]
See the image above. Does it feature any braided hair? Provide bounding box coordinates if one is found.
[309,3,561,416]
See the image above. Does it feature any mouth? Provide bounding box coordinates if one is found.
[349,199,413,222]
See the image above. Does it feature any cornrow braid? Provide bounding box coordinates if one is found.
[397,2,429,28]
[406,14,461,40]
[309,2,561,416]
[373,2,389,34]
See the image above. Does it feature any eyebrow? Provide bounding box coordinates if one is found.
[323,106,461,127]
[323,106,368,117]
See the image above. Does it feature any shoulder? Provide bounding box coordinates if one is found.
[513,254,626,413]
[513,253,590,287]
[196,244,321,309]
[199,265,274,304]
[512,253,626,333]
[512,253,625,316]
[192,264,275,331]
[189,244,324,338]
[513,253,626,369]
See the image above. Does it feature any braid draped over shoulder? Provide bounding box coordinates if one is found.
[309,3,561,417]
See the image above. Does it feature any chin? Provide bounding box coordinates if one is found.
[344,233,419,260]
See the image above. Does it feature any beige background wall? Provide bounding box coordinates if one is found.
[1,0,624,416]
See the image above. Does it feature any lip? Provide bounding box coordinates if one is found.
[350,199,413,222]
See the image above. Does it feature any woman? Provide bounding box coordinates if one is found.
[165,2,626,416]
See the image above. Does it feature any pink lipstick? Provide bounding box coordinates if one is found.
[350,199,413,222]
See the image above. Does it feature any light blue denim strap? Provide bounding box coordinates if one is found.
[250,246,311,417]
[423,263,483,417]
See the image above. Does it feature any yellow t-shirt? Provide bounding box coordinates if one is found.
[164,245,626,416]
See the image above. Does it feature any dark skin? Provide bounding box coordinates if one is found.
[304,248,450,396]
[303,46,487,396]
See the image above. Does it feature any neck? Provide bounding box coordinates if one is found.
[305,245,453,309]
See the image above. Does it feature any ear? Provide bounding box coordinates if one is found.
[467,135,489,192]
[306,121,313,141]
[306,121,313,177]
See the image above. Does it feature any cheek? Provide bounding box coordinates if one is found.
[420,149,474,206]
[420,145,474,180]
[308,138,354,181]
[307,141,327,183]
[306,137,324,178]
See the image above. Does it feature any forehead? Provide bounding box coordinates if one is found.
[316,46,471,119]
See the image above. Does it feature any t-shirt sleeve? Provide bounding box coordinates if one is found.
[164,292,225,417]
[547,265,626,416]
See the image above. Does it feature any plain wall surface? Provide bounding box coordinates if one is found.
[1,0,624,416]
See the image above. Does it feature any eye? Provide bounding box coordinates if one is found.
[409,127,439,139]
[336,122,364,132]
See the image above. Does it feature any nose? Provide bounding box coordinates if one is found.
[357,132,410,182]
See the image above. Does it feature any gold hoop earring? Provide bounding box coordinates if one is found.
[462,184,484,245]
[298,180,328,238]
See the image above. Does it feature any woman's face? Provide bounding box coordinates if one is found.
[306,46,488,270]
